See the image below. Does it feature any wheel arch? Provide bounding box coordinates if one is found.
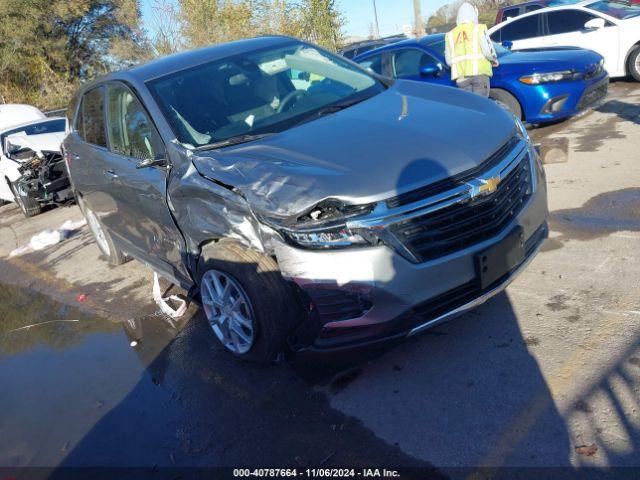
[490,86,526,121]
[624,41,640,76]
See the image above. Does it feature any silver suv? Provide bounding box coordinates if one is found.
[64,37,548,363]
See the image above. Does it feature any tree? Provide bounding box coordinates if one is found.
[0,0,148,109]
[426,0,500,33]
[298,0,343,51]
[172,0,343,52]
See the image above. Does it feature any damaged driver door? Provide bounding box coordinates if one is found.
[103,82,190,285]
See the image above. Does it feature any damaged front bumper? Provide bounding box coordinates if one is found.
[15,152,73,206]
[275,142,549,354]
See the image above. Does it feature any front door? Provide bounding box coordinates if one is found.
[103,82,189,282]
[389,47,454,87]
[543,9,620,74]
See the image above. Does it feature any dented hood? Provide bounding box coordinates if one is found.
[6,131,64,159]
[192,80,516,218]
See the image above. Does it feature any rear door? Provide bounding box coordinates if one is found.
[66,86,119,226]
[103,81,189,281]
[490,12,546,50]
[543,9,619,73]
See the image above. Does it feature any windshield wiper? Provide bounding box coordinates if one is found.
[194,133,273,152]
[316,97,368,117]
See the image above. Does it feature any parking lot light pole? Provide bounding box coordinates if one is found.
[413,0,425,37]
[372,0,380,38]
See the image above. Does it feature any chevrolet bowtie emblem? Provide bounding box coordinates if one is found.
[468,176,501,200]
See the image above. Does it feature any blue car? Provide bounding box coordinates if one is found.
[353,34,608,124]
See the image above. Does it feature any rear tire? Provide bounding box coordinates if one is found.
[9,181,41,218]
[490,89,523,120]
[627,47,640,82]
[197,241,301,364]
[78,196,128,266]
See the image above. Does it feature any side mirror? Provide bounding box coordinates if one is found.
[584,18,605,30]
[136,154,168,169]
[420,63,443,77]
[502,41,514,50]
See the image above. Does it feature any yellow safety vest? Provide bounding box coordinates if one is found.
[446,23,493,81]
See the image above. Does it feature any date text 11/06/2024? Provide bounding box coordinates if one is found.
[232,469,401,477]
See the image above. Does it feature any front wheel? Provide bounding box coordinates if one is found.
[490,89,523,120]
[627,47,640,82]
[197,241,301,363]
[9,181,41,218]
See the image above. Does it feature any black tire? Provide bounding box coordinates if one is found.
[627,47,640,82]
[490,88,523,120]
[9,181,41,217]
[77,196,128,266]
[197,241,301,364]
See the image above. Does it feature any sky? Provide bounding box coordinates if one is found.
[139,0,453,41]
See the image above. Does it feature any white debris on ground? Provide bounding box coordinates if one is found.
[152,272,188,319]
[9,219,86,257]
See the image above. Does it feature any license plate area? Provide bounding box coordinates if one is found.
[475,226,525,290]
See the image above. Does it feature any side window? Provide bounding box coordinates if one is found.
[357,53,384,75]
[547,10,598,34]
[497,13,542,41]
[503,7,520,20]
[106,83,164,161]
[78,87,107,147]
[391,49,438,78]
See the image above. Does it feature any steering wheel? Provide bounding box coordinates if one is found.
[277,90,309,113]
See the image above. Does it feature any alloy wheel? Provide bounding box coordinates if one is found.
[200,269,255,354]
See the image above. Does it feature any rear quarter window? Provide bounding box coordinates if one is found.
[77,87,107,148]
[495,14,542,42]
[357,53,385,75]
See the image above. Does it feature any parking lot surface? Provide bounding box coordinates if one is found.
[1,80,639,476]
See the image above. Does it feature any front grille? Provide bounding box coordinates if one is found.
[390,223,547,336]
[391,154,532,263]
[386,135,520,209]
[577,80,608,111]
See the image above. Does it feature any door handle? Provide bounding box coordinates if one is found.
[105,169,119,178]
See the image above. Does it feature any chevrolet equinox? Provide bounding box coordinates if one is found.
[64,36,548,363]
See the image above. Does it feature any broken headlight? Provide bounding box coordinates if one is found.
[284,226,370,249]
[274,199,377,250]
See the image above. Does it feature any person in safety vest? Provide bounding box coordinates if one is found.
[444,2,498,97]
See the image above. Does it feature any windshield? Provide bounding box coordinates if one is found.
[148,41,384,148]
[1,118,66,155]
[587,0,640,19]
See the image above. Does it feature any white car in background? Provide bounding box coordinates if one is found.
[0,116,72,217]
[0,104,46,130]
[488,0,640,79]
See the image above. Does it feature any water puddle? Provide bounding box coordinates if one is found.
[0,281,431,470]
